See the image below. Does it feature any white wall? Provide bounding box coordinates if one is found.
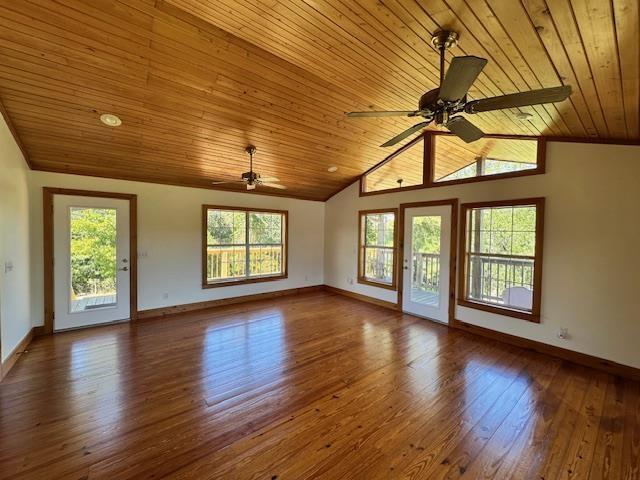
[325,141,640,369]
[0,118,32,362]
[29,172,325,323]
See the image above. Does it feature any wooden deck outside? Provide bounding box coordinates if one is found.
[71,293,116,313]
[409,287,439,306]
[1,290,638,479]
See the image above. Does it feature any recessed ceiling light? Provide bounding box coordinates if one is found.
[327,166,338,172]
[515,112,533,121]
[100,113,122,127]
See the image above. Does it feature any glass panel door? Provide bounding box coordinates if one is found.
[53,195,131,330]
[402,205,451,323]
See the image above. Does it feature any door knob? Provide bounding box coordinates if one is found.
[118,266,129,271]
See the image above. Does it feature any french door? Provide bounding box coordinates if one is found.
[402,205,452,323]
[53,195,131,330]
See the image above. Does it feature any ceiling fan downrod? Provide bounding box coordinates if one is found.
[431,30,459,86]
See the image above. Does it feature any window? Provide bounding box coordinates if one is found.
[203,206,287,287]
[458,198,544,322]
[359,133,546,197]
[358,209,398,289]
[361,136,424,193]
[432,135,543,184]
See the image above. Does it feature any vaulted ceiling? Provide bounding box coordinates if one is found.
[0,0,637,200]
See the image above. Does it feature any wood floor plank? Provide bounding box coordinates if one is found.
[0,291,638,480]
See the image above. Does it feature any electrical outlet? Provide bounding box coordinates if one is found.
[557,328,569,340]
[4,261,14,273]
[162,293,169,300]
[304,275,309,282]
[347,277,354,285]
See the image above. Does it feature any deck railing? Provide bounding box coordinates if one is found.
[207,246,282,279]
[412,252,440,293]
[469,255,534,304]
[363,247,394,283]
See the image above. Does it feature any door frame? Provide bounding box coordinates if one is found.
[398,199,458,325]
[41,187,138,335]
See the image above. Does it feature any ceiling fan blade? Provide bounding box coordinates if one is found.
[259,176,280,182]
[445,116,484,143]
[347,110,418,118]
[465,85,572,113]
[211,180,245,185]
[261,182,287,190]
[380,120,432,147]
[439,56,488,102]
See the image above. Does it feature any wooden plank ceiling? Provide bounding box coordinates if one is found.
[0,0,637,200]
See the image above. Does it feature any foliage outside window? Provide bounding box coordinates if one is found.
[70,207,117,299]
[459,198,544,322]
[358,209,397,289]
[203,206,287,287]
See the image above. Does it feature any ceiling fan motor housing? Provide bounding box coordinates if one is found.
[241,171,259,183]
[418,89,439,113]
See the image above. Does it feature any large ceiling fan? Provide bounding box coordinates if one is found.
[346,31,572,146]
[211,146,286,191]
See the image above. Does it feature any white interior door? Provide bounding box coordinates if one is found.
[402,205,451,323]
[53,195,130,331]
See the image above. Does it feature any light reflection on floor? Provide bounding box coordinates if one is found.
[199,309,285,401]
[69,333,122,432]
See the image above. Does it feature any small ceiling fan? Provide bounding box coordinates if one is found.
[211,146,286,190]
[346,31,572,146]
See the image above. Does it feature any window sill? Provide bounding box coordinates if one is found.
[203,274,287,289]
[357,277,397,291]
[457,298,540,323]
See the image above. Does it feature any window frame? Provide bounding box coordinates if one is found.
[359,132,546,196]
[429,132,546,187]
[357,208,398,290]
[202,205,288,288]
[457,198,545,322]
[360,134,427,196]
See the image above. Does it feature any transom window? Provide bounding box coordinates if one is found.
[458,198,544,322]
[358,209,398,289]
[203,206,287,287]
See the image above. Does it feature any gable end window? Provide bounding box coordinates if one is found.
[358,209,398,290]
[203,206,287,288]
[458,198,545,322]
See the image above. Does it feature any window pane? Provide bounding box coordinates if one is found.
[249,212,282,244]
[363,137,423,192]
[364,213,395,247]
[69,207,117,313]
[410,215,441,306]
[435,136,538,182]
[206,246,246,281]
[208,210,246,245]
[249,245,283,276]
[363,247,394,283]
[465,203,538,312]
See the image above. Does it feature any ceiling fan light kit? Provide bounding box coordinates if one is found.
[211,145,287,191]
[347,30,572,146]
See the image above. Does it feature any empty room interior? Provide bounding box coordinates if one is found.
[1,1,640,479]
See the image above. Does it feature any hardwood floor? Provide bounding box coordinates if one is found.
[1,290,638,479]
